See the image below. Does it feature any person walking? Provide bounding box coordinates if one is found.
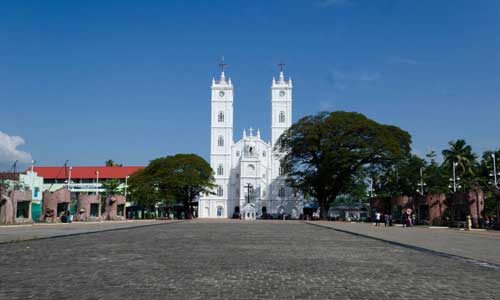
[375,211,381,226]
[384,213,390,227]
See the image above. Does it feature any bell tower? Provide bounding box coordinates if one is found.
[208,58,233,217]
[271,63,292,181]
[271,63,292,148]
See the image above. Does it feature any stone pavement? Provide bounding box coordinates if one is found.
[0,220,178,243]
[1,220,499,300]
[308,221,500,266]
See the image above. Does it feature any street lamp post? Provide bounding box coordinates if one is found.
[449,162,461,192]
[417,167,426,196]
[125,175,130,201]
[491,153,498,188]
[67,166,73,190]
[96,171,100,196]
[490,153,500,226]
[367,178,374,198]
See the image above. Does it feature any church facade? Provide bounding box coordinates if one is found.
[198,67,304,219]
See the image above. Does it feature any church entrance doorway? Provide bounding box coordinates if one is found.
[233,206,240,219]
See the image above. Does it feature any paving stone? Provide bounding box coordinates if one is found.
[0,220,499,299]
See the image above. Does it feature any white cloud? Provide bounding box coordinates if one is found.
[0,131,32,167]
[319,0,353,7]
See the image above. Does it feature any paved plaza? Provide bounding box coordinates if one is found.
[1,220,499,299]
[309,221,500,265]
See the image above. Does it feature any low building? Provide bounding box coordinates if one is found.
[32,166,143,195]
[328,203,370,221]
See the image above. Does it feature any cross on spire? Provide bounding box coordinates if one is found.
[278,62,286,72]
[219,56,228,73]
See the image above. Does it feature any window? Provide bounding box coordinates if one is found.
[279,111,286,123]
[279,165,285,176]
[117,204,125,216]
[262,151,266,157]
[279,187,286,198]
[218,136,224,147]
[236,151,240,156]
[90,203,99,217]
[217,206,223,217]
[217,164,224,176]
[218,111,224,122]
[217,186,224,197]
[16,201,29,218]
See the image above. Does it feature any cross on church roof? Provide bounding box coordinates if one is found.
[219,56,228,73]
[278,62,286,72]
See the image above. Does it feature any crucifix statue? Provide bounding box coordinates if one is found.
[245,183,253,204]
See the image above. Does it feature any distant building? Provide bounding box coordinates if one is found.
[32,166,143,195]
[328,203,370,221]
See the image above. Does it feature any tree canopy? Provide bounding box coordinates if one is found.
[128,154,215,218]
[277,111,411,219]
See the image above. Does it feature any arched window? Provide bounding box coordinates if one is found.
[279,186,286,198]
[279,111,286,123]
[217,164,224,176]
[217,186,224,197]
[262,151,266,157]
[218,111,224,122]
[218,136,224,147]
[217,206,223,217]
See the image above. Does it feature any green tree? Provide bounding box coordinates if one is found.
[128,169,162,209]
[423,151,449,194]
[105,160,123,167]
[442,139,478,190]
[101,178,120,196]
[128,154,215,218]
[277,111,411,219]
[477,150,500,218]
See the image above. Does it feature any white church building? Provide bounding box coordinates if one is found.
[198,65,305,219]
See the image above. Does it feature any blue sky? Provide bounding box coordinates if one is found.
[1,0,499,169]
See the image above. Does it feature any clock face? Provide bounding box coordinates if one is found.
[279,91,285,97]
[219,91,225,97]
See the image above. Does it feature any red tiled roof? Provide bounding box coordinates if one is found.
[29,166,144,179]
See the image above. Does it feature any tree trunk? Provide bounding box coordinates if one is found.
[319,198,328,220]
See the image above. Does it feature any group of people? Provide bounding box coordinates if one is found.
[374,211,415,227]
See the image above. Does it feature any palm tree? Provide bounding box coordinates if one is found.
[442,139,477,179]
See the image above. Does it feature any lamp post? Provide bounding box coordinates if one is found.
[367,178,375,198]
[124,175,130,201]
[490,153,500,226]
[417,167,427,196]
[67,166,73,190]
[448,162,461,192]
[30,160,36,197]
[491,153,498,188]
[96,171,100,196]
